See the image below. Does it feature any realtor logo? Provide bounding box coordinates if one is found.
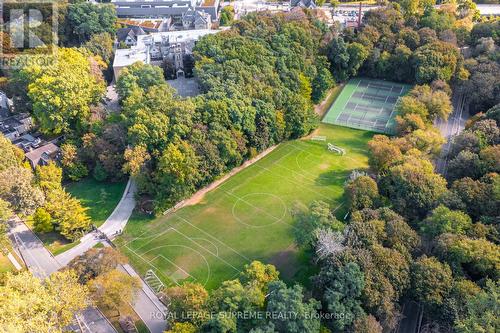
[0,0,57,67]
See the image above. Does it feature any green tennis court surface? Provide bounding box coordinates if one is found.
[323,78,412,134]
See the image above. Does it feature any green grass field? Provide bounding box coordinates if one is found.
[66,178,127,227]
[116,124,372,290]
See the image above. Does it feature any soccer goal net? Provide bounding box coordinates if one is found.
[328,143,346,155]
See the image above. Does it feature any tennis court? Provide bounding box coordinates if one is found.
[323,78,412,134]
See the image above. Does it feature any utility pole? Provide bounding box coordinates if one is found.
[358,2,362,28]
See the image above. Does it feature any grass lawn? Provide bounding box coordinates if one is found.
[66,178,127,227]
[116,124,372,290]
[34,178,127,256]
[0,252,15,274]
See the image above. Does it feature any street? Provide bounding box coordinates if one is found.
[434,92,468,176]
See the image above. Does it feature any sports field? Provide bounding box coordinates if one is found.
[116,124,372,290]
[323,78,412,134]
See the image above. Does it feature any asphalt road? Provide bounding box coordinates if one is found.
[434,92,468,176]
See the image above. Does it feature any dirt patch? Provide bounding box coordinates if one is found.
[268,245,299,280]
[319,163,330,170]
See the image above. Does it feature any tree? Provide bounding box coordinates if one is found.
[68,247,128,284]
[66,2,117,44]
[266,281,321,333]
[420,205,472,238]
[293,201,343,249]
[345,175,379,211]
[165,322,197,333]
[413,41,461,83]
[439,236,500,280]
[44,188,91,241]
[60,143,88,181]
[411,256,453,308]
[163,282,208,325]
[461,58,500,114]
[447,150,483,181]
[32,207,53,233]
[352,315,383,333]
[323,262,365,331]
[15,48,105,134]
[219,6,235,26]
[404,128,445,158]
[380,155,447,220]
[454,280,500,333]
[0,135,24,172]
[90,269,141,316]
[154,140,200,211]
[117,62,165,102]
[312,67,334,103]
[0,270,89,332]
[367,135,403,173]
[327,37,350,82]
[0,166,44,215]
[35,162,62,193]
[240,261,279,292]
[84,32,114,64]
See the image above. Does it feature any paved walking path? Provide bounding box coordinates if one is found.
[56,180,136,266]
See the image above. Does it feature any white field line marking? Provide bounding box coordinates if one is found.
[155,255,198,282]
[176,216,251,262]
[191,237,219,256]
[125,244,181,286]
[225,191,300,231]
[335,79,361,123]
[127,227,175,250]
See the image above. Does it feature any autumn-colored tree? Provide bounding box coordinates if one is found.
[0,270,89,332]
[90,269,141,316]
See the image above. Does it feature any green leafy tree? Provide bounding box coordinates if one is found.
[266,281,321,333]
[35,162,63,193]
[411,256,453,308]
[380,156,447,220]
[454,280,500,333]
[420,205,472,238]
[293,201,343,248]
[323,263,365,331]
[345,175,379,211]
[15,48,105,134]
[66,2,117,44]
[44,188,91,241]
[163,282,208,325]
[0,135,24,171]
[413,41,461,84]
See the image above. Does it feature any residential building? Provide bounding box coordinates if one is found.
[182,8,211,30]
[290,0,317,9]
[113,29,220,79]
[117,26,147,47]
[111,0,220,21]
[24,142,60,169]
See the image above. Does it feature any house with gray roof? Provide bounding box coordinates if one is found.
[290,0,317,9]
